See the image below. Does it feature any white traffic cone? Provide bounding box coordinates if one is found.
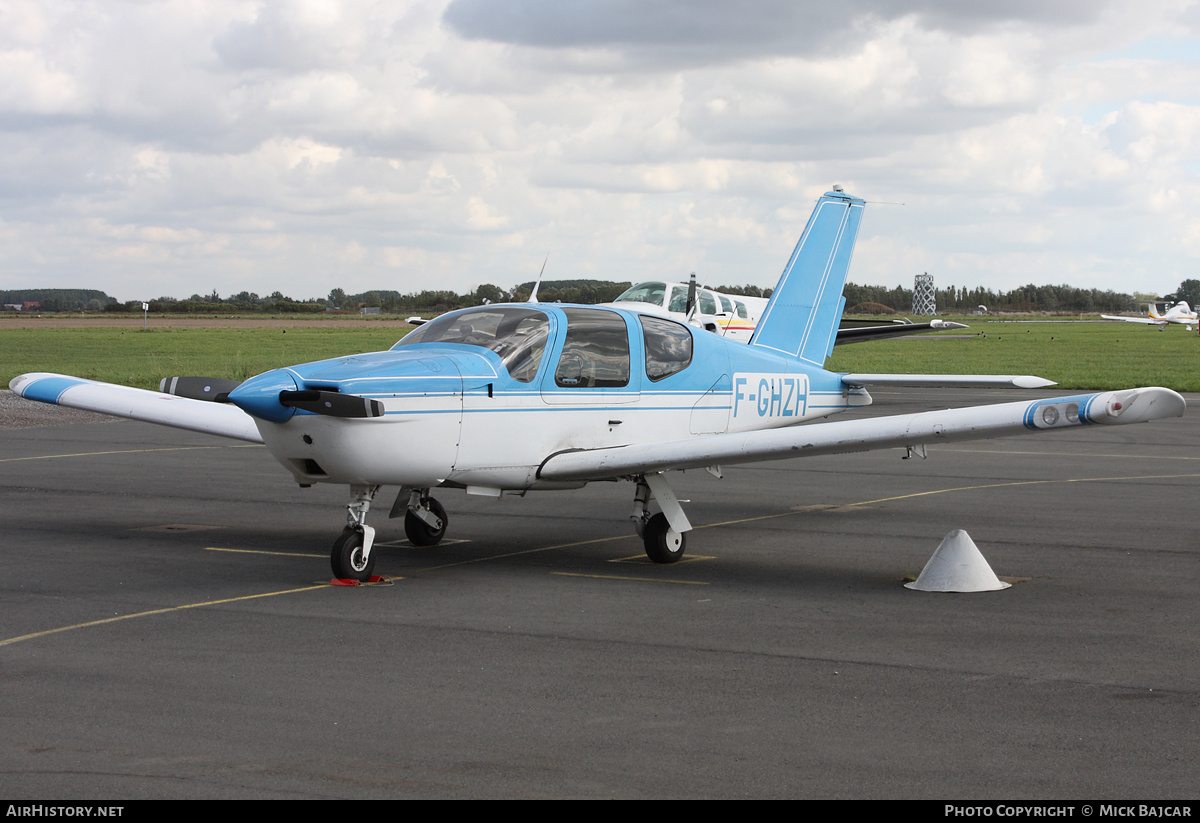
[905,529,1011,592]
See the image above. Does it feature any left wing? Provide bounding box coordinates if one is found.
[538,387,1184,482]
[9,373,263,443]
[835,318,968,344]
[1101,314,1164,326]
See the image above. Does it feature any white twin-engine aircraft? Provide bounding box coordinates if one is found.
[1102,301,1198,331]
[607,277,966,343]
[10,190,1186,581]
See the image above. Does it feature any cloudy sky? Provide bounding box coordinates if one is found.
[3,0,1199,302]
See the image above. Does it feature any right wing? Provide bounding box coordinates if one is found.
[538,387,1185,482]
[9,373,263,443]
[841,374,1056,389]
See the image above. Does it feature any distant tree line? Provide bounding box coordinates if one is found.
[1,289,116,312]
[843,282,1145,314]
[8,280,1198,316]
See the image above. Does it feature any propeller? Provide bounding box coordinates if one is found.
[159,376,242,403]
[279,390,386,419]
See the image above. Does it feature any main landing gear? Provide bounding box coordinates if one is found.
[401,490,447,547]
[631,473,692,564]
[329,485,450,581]
[329,476,687,577]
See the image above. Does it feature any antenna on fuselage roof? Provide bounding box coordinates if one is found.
[529,253,549,303]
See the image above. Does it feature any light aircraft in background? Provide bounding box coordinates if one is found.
[1102,302,1198,331]
[607,277,967,343]
[10,190,1185,581]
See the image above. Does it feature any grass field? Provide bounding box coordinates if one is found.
[827,318,1199,391]
[2,317,1197,392]
[0,324,409,390]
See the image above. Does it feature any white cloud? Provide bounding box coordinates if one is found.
[2,0,1200,302]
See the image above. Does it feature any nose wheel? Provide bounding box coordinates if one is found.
[331,528,375,581]
[331,484,380,581]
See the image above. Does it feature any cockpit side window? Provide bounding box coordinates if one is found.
[393,307,550,383]
[668,286,688,313]
[554,308,630,388]
[640,316,693,382]
[698,291,717,315]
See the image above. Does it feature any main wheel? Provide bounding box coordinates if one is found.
[331,528,375,581]
[642,512,685,564]
[404,497,448,547]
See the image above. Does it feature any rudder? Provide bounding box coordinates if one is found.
[749,190,865,364]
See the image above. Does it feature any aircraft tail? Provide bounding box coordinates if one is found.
[749,189,865,364]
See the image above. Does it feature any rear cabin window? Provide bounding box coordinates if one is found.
[640,316,693,382]
[394,307,549,383]
[554,308,630,388]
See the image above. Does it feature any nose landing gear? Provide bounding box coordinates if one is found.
[331,484,380,581]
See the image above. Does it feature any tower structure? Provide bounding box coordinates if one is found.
[913,272,936,316]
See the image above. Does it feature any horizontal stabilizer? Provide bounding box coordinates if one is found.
[9,372,263,443]
[538,387,1185,481]
[841,374,1056,389]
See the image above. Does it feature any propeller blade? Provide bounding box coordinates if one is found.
[279,390,385,419]
[159,376,242,403]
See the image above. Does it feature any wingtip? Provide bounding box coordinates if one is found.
[1013,376,1058,389]
[1097,387,1187,423]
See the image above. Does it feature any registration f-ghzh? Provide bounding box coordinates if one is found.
[10,190,1186,580]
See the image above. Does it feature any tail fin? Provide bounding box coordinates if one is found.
[749,189,865,364]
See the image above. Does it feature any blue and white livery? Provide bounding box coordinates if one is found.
[9,190,1187,580]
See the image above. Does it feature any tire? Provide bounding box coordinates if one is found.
[404,497,448,547]
[331,528,375,581]
[642,512,685,564]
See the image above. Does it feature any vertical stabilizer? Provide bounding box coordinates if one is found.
[749,190,865,364]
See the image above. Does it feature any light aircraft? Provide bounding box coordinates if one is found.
[9,189,1186,581]
[608,277,967,342]
[1102,302,1198,331]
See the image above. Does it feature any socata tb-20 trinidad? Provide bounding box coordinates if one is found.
[10,189,1186,580]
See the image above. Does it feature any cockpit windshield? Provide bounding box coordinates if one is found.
[393,307,550,383]
[614,282,667,307]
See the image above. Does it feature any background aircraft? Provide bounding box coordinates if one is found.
[1102,301,1197,331]
[9,190,1185,581]
[608,277,966,342]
